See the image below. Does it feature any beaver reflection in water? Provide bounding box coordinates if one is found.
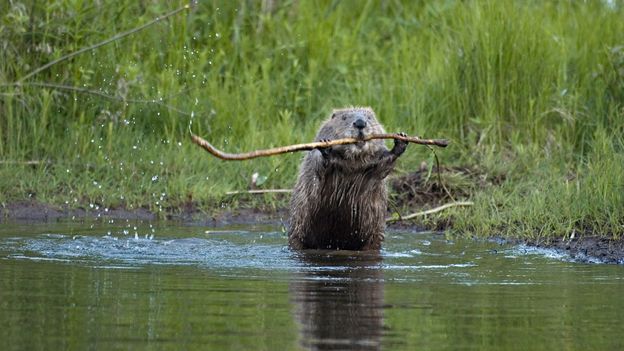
[289,252,384,350]
[288,107,407,250]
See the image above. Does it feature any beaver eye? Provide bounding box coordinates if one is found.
[342,116,347,121]
[331,113,336,119]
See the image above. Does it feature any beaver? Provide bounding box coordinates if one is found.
[288,107,408,250]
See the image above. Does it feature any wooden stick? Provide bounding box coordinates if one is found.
[190,133,449,161]
[225,189,293,195]
[386,201,474,222]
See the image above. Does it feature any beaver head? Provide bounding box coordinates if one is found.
[315,107,386,159]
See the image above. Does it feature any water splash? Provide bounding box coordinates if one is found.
[0,224,593,284]
[2,232,295,270]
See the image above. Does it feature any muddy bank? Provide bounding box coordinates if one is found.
[1,200,623,264]
[525,237,624,264]
[0,200,287,226]
[1,201,158,222]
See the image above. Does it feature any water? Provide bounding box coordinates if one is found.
[1,222,623,350]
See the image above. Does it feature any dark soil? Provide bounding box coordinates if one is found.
[1,200,157,222]
[389,165,503,209]
[525,236,624,264]
[0,200,287,227]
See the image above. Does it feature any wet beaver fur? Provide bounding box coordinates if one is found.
[288,107,407,250]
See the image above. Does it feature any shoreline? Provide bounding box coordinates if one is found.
[2,200,622,264]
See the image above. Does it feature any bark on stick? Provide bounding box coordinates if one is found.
[190,133,449,161]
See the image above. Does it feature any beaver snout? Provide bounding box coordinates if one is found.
[353,118,367,130]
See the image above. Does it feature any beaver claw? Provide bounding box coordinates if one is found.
[391,132,408,156]
[318,138,332,158]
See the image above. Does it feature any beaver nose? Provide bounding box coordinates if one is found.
[353,118,367,130]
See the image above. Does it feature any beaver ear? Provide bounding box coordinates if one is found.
[331,112,337,119]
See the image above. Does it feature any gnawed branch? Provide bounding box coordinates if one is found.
[386,201,474,223]
[225,189,293,195]
[190,133,449,161]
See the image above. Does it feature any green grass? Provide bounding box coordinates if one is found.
[1,0,623,238]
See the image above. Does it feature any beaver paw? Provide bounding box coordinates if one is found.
[318,139,333,158]
[392,132,408,156]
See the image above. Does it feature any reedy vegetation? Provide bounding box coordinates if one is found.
[1,1,622,238]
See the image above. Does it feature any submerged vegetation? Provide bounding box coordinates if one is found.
[1,1,623,239]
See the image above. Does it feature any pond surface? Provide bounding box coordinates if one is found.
[1,221,623,350]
